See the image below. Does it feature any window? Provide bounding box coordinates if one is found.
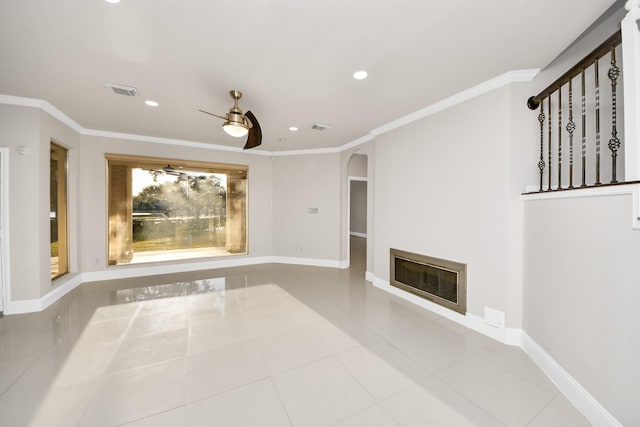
[106,155,247,265]
[50,142,68,279]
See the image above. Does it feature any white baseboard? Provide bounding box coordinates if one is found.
[272,256,341,268]
[365,271,375,282]
[370,275,521,346]
[5,255,340,314]
[349,232,367,238]
[521,333,623,427]
[369,271,622,427]
[4,273,83,315]
[81,256,274,283]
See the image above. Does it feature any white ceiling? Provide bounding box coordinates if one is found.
[0,0,617,152]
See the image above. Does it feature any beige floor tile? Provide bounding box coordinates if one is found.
[28,380,97,427]
[120,406,185,427]
[107,328,189,373]
[185,379,291,427]
[127,310,190,337]
[256,324,332,374]
[188,317,252,355]
[272,357,374,427]
[79,358,186,427]
[331,404,399,427]
[384,325,470,371]
[436,354,556,426]
[527,395,592,427]
[336,339,429,400]
[477,342,557,393]
[379,376,505,427]
[186,340,269,402]
[0,379,96,427]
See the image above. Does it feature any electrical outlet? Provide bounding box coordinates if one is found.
[484,307,505,328]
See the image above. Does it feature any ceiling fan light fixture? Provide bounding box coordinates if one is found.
[199,89,261,148]
[223,122,249,137]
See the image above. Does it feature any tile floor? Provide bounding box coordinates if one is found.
[0,238,591,426]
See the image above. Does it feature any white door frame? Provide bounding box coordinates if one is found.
[0,147,9,314]
[347,176,367,268]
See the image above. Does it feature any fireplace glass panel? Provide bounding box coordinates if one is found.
[394,257,458,304]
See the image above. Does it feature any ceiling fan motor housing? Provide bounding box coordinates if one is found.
[226,107,246,126]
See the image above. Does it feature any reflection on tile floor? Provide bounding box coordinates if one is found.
[0,238,591,426]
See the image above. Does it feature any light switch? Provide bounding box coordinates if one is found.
[308,208,319,214]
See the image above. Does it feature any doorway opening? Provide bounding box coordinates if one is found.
[0,147,8,314]
[347,153,368,275]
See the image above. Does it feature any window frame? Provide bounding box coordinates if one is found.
[50,141,69,280]
[105,154,248,266]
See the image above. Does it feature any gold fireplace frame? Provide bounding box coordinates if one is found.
[390,248,467,315]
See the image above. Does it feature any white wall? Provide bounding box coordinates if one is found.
[273,153,341,261]
[0,105,81,301]
[0,105,41,300]
[347,154,367,177]
[523,193,640,426]
[372,85,523,323]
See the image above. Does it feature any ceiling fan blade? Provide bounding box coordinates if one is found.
[162,164,183,176]
[198,109,227,120]
[243,110,262,150]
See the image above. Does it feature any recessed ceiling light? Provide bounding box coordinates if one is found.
[104,0,120,3]
[353,70,368,80]
[289,126,298,132]
[145,100,159,107]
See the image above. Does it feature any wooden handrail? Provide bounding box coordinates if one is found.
[527,30,622,110]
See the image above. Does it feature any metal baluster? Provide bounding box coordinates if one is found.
[548,97,552,191]
[538,101,546,192]
[594,59,601,185]
[608,46,621,183]
[581,69,587,187]
[557,88,562,189]
[567,79,576,188]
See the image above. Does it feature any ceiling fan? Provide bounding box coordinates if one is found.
[144,164,185,177]
[199,90,262,150]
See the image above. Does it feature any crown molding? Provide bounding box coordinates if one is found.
[0,68,539,157]
[370,69,540,136]
[82,128,253,154]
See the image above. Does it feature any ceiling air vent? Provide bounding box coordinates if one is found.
[311,123,330,131]
[104,83,139,97]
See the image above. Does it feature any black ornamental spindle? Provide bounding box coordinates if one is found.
[594,58,601,185]
[548,97,552,191]
[538,101,546,192]
[557,88,563,189]
[608,46,621,183]
[567,79,576,188]
[581,69,587,187]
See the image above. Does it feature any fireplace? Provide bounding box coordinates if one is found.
[390,249,467,314]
